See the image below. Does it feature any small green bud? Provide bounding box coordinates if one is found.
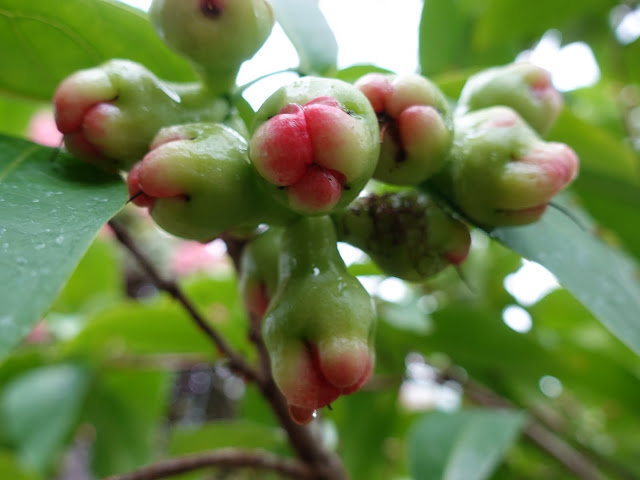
[456,62,563,135]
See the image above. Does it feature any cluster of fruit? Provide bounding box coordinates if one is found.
[51,0,578,423]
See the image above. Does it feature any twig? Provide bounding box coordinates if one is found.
[108,220,258,383]
[102,448,312,480]
[438,369,607,480]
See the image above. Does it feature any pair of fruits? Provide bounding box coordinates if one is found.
[51,0,579,423]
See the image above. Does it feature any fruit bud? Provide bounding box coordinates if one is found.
[250,77,380,215]
[263,216,376,423]
[238,227,283,318]
[456,62,563,135]
[355,73,454,185]
[127,123,294,241]
[150,0,274,94]
[430,106,579,227]
[53,59,228,170]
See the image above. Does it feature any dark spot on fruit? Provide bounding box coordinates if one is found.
[200,0,224,18]
[395,147,407,164]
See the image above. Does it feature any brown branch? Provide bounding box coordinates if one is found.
[438,369,607,480]
[102,449,313,480]
[108,220,258,383]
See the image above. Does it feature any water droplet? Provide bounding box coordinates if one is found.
[313,267,320,276]
[16,257,27,265]
[32,199,39,203]
[55,235,64,245]
[35,243,46,250]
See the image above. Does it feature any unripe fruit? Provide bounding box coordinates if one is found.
[238,227,283,318]
[332,191,471,282]
[250,77,380,215]
[354,73,453,185]
[263,216,376,422]
[456,62,563,135]
[150,0,274,94]
[430,106,579,227]
[53,59,228,170]
[127,123,295,241]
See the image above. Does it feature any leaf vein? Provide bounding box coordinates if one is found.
[0,145,39,183]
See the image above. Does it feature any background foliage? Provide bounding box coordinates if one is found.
[0,0,639,479]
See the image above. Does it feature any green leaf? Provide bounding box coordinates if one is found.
[331,390,404,480]
[0,0,195,102]
[0,134,126,360]
[0,364,91,472]
[64,301,215,358]
[419,0,472,76]
[0,450,40,480]
[549,109,640,184]
[473,0,612,53]
[268,0,338,76]
[492,206,640,356]
[409,409,526,480]
[169,421,287,456]
[0,96,41,138]
[336,65,393,84]
[49,235,122,314]
[80,369,170,477]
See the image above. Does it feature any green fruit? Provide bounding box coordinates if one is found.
[263,216,376,420]
[150,0,274,94]
[127,123,296,240]
[238,227,283,318]
[456,62,563,135]
[53,59,229,170]
[333,191,471,282]
[430,106,579,227]
[250,77,380,215]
